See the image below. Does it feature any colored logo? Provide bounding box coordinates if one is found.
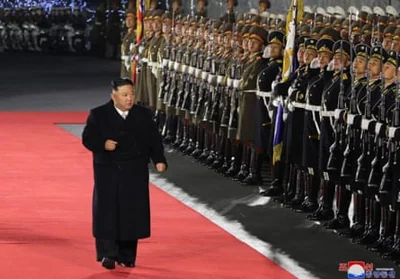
[347,261,366,279]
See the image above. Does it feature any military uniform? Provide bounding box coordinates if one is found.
[120,9,136,78]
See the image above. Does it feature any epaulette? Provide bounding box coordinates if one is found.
[342,73,348,80]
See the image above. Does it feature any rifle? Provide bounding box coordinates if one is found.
[326,39,346,179]
[221,22,237,127]
[228,25,242,130]
[355,19,379,186]
[195,20,213,118]
[158,17,172,101]
[190,18,203,115]
[175,15,190,109]
[203,19,216,122]
[368,17,386,189]
[341,12,359,181]
[182,17,196,111]
[164,12,176,105]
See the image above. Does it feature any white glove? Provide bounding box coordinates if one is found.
[129,43,135,52]
[271,80,278,92]
[263,45,271,59]
[310,58,320,69]
[283,111,288,122]
[327,60,334,71]
[138,45,144,54]
[288,86,296,97]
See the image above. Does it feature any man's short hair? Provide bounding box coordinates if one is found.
[111,78,134,91]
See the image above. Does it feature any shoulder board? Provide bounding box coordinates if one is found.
[276,59,283,63]
[342,73,348,80]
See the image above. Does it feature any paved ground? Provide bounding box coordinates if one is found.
[2,51,399,279]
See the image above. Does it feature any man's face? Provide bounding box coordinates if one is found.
[152,19,162,32]
[227,0,234,10]
[248,38,263,53]
[224,33,232,48]
[318,52,332,68]
[172,1,180,11]
[353,56,367,75]
[197,0,205,10]
[162,21,171,34]
[304,49,317,64]
[368,57,382,77]
[269,43,282,58]
[333,53,349,71]
[111,85,135,111]
[125,16,135,29]
[392,39,400,52]
[383,37,392,51]
[259,3,267,12]
[383,62,396,81]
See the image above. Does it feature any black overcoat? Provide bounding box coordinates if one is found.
[82,101,167,241]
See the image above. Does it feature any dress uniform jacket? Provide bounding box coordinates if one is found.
[82,102,167,241]
[236,52,268,142]
[302,68,325,171]
[284,64,308,166]
[341,76,368,179]
[256,56,283,153]
[135,36,152,104]
[120,30,136,78]
[146,34,164,109]
[319,69,351,174]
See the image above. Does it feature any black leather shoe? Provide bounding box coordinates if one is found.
[117,261,135,268]
[101,257,115,270]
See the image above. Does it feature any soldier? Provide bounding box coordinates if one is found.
[189,17,210,157]
[391,29,400,52]
[280,36,312,207]
[353,45,388,246]
[365,49,397,253]
[338,43,370,238]
[149,0,158,11]
[172,0,183,15]
[309,40,352,222]
[146,10,164,111]
[120,8,136,78]
[134,11,154,106]
[196,0,208,18]
[156,11,173,133]
[234,26,269,182]
[299,38,334,214]
[221,0,237,23]
[253,30,285,190]
[225,24,247,177]
[383,26,396,51]
[381,54,400,262]
[258,0,271,14]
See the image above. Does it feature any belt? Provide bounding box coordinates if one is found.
[293,102,306,109]
[320,110,335,117]
[256,90,271,97]
[305,104,321,112]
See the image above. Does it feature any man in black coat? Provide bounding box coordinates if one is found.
[82,78,167,270]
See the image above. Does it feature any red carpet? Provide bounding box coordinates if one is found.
[0,112,296,279]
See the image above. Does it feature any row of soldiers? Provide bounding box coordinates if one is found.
[123,7,400,263]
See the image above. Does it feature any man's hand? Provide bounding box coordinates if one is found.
[105,139,118,151]
[156,163,166,173]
